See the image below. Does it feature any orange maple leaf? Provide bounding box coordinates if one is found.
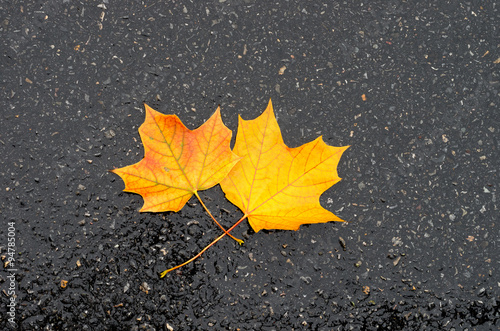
[111,104,241,241]
[220,100,349,232]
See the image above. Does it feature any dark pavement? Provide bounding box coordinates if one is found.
[1,1,499,329]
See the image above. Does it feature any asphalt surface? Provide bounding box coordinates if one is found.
[1,0,499,330]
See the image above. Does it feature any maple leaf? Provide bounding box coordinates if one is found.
[111,104,241,241]
[220,99,349,232]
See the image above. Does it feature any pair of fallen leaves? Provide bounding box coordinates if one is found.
[111,100,349,276]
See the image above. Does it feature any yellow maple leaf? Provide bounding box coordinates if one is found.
[220,99,349,232]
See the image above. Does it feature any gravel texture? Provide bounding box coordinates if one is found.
[1,0,499,330]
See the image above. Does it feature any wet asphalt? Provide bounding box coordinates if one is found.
[0,1,499,330]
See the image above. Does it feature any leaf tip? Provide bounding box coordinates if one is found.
[142,103,163,122]
[211,105,224,124]
[340,145,351,154]
[213,105,221,115]
[265,98,274,114]
[237,113,245,127]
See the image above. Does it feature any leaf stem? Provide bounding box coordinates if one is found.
[194,192,243,245]
[160,214,248,277]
